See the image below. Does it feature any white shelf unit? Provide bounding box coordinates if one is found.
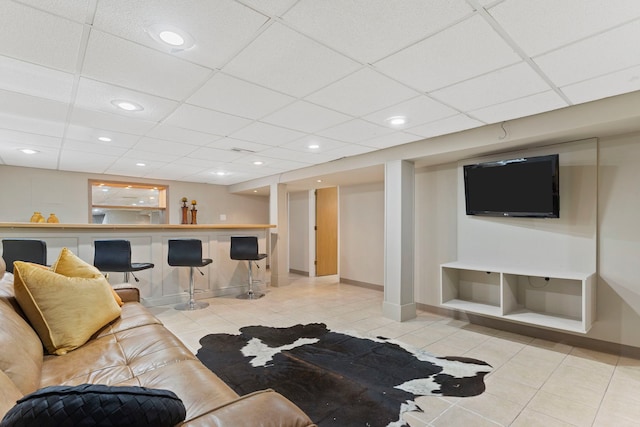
[441,262,596,333]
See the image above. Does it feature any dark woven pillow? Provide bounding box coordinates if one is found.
[0,384,186,427]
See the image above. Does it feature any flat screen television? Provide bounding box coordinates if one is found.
[463,154,560,218]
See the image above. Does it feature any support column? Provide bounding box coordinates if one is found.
[269,183,289,287]
[383,160,416,321]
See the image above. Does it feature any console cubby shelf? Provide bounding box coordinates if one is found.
[441,261,596,333]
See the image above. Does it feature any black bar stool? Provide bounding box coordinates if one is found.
[1,239,47,273]
[93,240,154,283]
[230,236,266,299]
[168,239,212,310]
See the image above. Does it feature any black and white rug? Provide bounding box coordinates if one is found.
[196,323,491,427]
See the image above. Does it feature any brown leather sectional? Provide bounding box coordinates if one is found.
[0,258,315,426]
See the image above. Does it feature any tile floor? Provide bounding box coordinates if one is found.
[149,274,640,427]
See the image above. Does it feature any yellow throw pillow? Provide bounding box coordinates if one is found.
[13,261,122,355]
[52,248,123,306]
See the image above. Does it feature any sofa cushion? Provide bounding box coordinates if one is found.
[0,370,23,422]
[0,384,186,427]
[51,248,123,306]
[13,261,121,355]
[0,274,43,397]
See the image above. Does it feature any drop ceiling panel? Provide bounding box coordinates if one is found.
[240,0,298,16]
[360,132,421,149]
[363,95,458,129]
[164,104,252,136]
[305,68,419,117]
[0,90,68,134]
[186,146,246,163]
[0,128,61,149]
[407,114,484,138]
[258,147,316,162]
[489,0,640,56]
[322,143,376,160]
[280,136,346,153]
[132,137,200,157]
[75,78,179,122]
[431,62,552,111]
[0,112,65,139]
[16,0,91,23]
[229,122,306,146]
[207,137,271,154]
[262,101,351,133]
[65,125,141,148]
[127,150,188,165]
[59,150,118,173]
[283,0,473,63]
[70,108,157,136]
[93,0,269,69]
[561,65,640,105]
[82,30,211,100]
[0,145,59,169]
[223,22,361,97]
[62,139,129,156]
[0,1,83,72]
[535,19,640,87]
[470,91,568,124]
[145,124,220,146]
[374,15,522,92]
[187,73,295,120]
[0,56,74,103]
[318,119,394,143]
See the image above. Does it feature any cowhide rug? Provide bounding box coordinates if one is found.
[196,323,491,427]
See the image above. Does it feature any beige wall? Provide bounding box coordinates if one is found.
[339,182,384,286]
[0,165,269,225]
[288,190,310,273]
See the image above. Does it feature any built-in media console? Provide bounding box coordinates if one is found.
[440,262,596,333]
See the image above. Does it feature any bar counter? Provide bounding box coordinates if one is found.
[0,222,275,306]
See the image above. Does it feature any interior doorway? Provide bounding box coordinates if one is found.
[315,187,338,276]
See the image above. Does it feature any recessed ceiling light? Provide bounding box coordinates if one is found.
[214,171,226,176]
[386,116,407,126]
[317,179,322,183]
[111,99,144,112]
[253,161,264,165]
[136,163,146,167]
[147,24,195,51]
[308,144,320,149]
[159,30,184,46]
[19,148,39,154]
[98,136,112,142]
[253,190,258,193]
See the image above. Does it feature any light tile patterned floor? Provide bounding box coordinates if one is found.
[149,274,640,427]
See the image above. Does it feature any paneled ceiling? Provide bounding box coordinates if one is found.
[1,0,639,186]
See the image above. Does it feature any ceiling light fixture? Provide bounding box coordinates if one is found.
[136,163,146,167]
[214,171,226,176]
[253,161,264,166]
[386,116,407,126]
[308,144,320,149]
[19,148,39,154]
[98,136,112,142]
[147,24,195,51]
[111,99,144,112]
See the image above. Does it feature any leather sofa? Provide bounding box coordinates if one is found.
[0,257,315,426]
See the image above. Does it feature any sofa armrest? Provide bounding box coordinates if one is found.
[112,284,140,303]
[181,389,315,427]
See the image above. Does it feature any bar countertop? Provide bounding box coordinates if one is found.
[0,222,275,230]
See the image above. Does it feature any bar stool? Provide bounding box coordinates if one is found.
[1,239,47,273]
[230,236,266,299]
[93,240,154,283]
[168,239,212,311]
